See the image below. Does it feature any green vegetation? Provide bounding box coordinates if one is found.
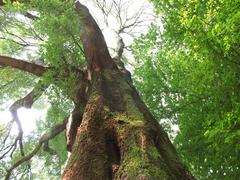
[0,0,78,178]
[116,144,169,179]
[131,0,240,179]
[0,0,239,179]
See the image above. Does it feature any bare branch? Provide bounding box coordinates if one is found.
[95,0,113,26]
[2,27,31,45]
[92,0,155,61]
[0,139,17,159]
[29,26,45,42]
[0,122,13,148]
[4,118,67,180]
[2,24,40,47]
[0,82,47,160]
[0,37,31,47]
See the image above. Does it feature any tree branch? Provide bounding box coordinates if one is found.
[0,37,31,47]
[43,141,57,155]
[75,1,116,71]
[0,56,46,76]
[114,36,125,60]
[0,82,47,160]
[4,118,67,180]
[25,12,39,20]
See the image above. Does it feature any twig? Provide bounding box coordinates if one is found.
[4,118,68,180]
[0,82,47,160]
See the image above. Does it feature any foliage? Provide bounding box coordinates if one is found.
[1,0,239,178]
[0,68,36,104]
[0,0,81,178]
[132,0,240,178]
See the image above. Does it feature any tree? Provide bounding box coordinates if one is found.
[132,0,240,179]
[0,0,193,179]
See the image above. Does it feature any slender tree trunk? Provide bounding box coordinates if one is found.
[63,2,194,180]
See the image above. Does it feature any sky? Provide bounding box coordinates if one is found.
[81,0,156,57]
[0,0,157,135]
[0,108,45,134]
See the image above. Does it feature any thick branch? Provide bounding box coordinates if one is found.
[66,77,88,151]
[5,119,67,180]
[75,2,116,72]
[10,82,47,111]
[0,56,46,76]
[10,91,38,111]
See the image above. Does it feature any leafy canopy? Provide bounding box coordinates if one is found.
[131,0,240,179]
[0,0,85,178]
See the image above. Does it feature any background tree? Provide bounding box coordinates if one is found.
[132,0,240,179]
[0,0,193,179]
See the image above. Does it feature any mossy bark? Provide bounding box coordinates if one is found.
[63,68,193,180]
[62,2,194,180]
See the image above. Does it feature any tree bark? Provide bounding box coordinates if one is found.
[62,2,194,180]
[0,55,46,76]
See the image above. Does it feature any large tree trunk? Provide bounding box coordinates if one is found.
[62,2,193,180]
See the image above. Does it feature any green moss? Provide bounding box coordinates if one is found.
[79,133,87,143]
[103,106,115,119]
[72,152,81,162]
[66,149,81,168]
[116,145,171,179]
[124,146,145,173]
[147,146,162,160]
[114,113,128,122]
[103,69,130,88]
[103,69,115,80]
[124,94,143,118]
[103,69,145,124]
[103,105,111,113]
[79,104,85,113]
[147,147,171,179]
[113,112,144,127]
